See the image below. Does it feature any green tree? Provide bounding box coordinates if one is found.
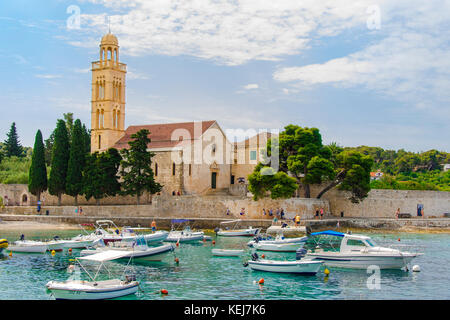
[82,149,122,205]
[82,124,91,154]
[66,119,86,205]
[248,164,298,200]
[28,130,48,201]
[48,119,70,206]
[44,130,55,166]
[316,150,374,203]
[120,129,162,205]
[64,112,74,142]
[4,122,24,158]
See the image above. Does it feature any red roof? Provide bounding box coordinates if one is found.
[113,120,216,150]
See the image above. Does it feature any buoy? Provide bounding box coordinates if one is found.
[412,265,421,272]
[68,248,72,253]
[174,257,179,264]
[261,254,265,259]
[176,241,180,247]
[9,251,12,257]
[161,289,168,295]
[324,268,330,276]
[398,238,401,242]
[212,240,216,245]
[51,250,56,256]
[258,278,264,285]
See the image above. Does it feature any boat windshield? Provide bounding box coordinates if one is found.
[366,239,376,247]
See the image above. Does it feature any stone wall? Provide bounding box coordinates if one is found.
[1,195,329,221]
[323,189,450,218]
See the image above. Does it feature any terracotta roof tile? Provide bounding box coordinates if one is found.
[113,120,216,150]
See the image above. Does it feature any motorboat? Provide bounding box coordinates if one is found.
[266,223,306,235]
[245,251,323,275]
[216,220,260,237]
[93,220,168,245]
[304,230,423,270]
[7,240,48,253]
[80,240,174,262]
[166,220,205,243]
[46,251,139,300]
[212,249,245,257]
[247,234,308,252]
[0,239,8,254]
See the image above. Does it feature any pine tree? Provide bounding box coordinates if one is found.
[4,122,24,157]
[66,119,86,205]
[28,130,48,201]
[120,129,162,205]
[48,119,70,206]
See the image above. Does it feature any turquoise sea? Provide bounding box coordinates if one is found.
[0,228,449,300]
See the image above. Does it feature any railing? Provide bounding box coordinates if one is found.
[91,61,127,71]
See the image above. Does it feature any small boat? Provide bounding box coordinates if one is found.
[247,234,308,252]
[80,241,174,261]
[216,220,260,237]
[245,251,323,275]
[7,240,48,253]
[46,250,139,300]
[305,230,423,270]
[166,220,205,243]
[266,224,307,235]
[212,249,245,257]
[94,220,169,245]
[0,239,8,254]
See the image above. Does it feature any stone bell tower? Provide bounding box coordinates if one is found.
[90,32,127,152]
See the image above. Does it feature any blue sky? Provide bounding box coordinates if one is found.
[0,0,449,152]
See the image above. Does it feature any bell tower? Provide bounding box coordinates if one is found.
[90,32,126,152]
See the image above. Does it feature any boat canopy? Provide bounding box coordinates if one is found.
[171,219,191,224]
[310,230,345,237]
[78,250,130,262]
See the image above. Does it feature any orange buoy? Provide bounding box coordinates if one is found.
[212,240,216,245]
[161,289,168,295]
[258,278,264,285]
[9,251,12,257]
[261,254,265,258]
[175,257,179,264]
[68,248,72,253]
[398,238,401,241]
[176,241,180,247]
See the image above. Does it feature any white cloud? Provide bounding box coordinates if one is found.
[74,0,375,65]
[243,83,258,90]
[35,74,62,79]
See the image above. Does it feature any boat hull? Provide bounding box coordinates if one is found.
[80,244,174,261]
[46,280,138,300]
[248,260,323,274]
[212,249,244,257]
[252,242,305,252]
[306,253,420,270]
[217,228,260,237]
[7,241,48,253]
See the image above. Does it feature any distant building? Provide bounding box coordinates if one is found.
[444,164,450,172]
[370,170,384,180]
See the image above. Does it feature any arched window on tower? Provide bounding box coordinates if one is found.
[172,163,176,176]
[98,135,102,150]
[155,163,158,177]
[96,109,100,129]
[112,109,116,128]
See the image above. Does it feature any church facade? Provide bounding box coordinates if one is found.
[90,33,271,195]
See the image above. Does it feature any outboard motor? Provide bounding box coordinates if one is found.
[125,274,137,283]
[214,227,220,234]
[251,252,259,261]
[20,234,25,241]
[296,248,307,260]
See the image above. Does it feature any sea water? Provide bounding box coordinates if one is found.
[0,229,449,300]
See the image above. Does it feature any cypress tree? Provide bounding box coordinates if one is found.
[4,122,24,157]
[66,119,85,205]
[82,124,91,154]
[48,119,70,206]
[120,129,162,205]
[28,130,48,201]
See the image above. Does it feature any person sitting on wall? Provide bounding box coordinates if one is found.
[269,209,273,217]
[151,220,157,233]
[315,209,319,220]
[226,209,230,216]
[280,208,285,220]
[172,191,176,196]
[240,208,245,216]
[294,214,301,226]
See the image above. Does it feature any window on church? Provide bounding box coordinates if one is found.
[189,164,191,176]
[250,150,257,161]
[155,163,158,176]
[172,163,176,176]
[231,175,235,185]
[98,135,101,150]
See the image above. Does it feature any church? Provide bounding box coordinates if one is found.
[90,32,271,196]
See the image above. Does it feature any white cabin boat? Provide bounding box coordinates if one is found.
[166,220,205,243]
[7,240,48,253]
[216,220,260,237]
[305,231,423,270]
[247,234,308,252]
[80,242,174,261]
[46,250,139,300]
[246,251,323,275]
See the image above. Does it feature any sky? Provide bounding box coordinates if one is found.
[0,0,449,152]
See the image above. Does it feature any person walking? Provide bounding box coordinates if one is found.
[280,208,285,220]
[294,214,301,226]
[315,209,319,220]
[262,208,266,216]
[151,220,157,233]
[320,208,324,220]
[395,208,400,219]
[79,207,83,215]
[269,209,273,217]
[226,208,230,216]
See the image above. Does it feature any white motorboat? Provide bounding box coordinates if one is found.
[69,234,103,249]
[94,220,168,245]
[7,240,48,253]
[266,224,306,235]
[247,234,308,252]
[80,242,174,261]
[46,250,139,300]
[245,252,323,275]
[212,249,245,257]
[166,220,205,243]
[216,220,260,237]
[305,230,423,270]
